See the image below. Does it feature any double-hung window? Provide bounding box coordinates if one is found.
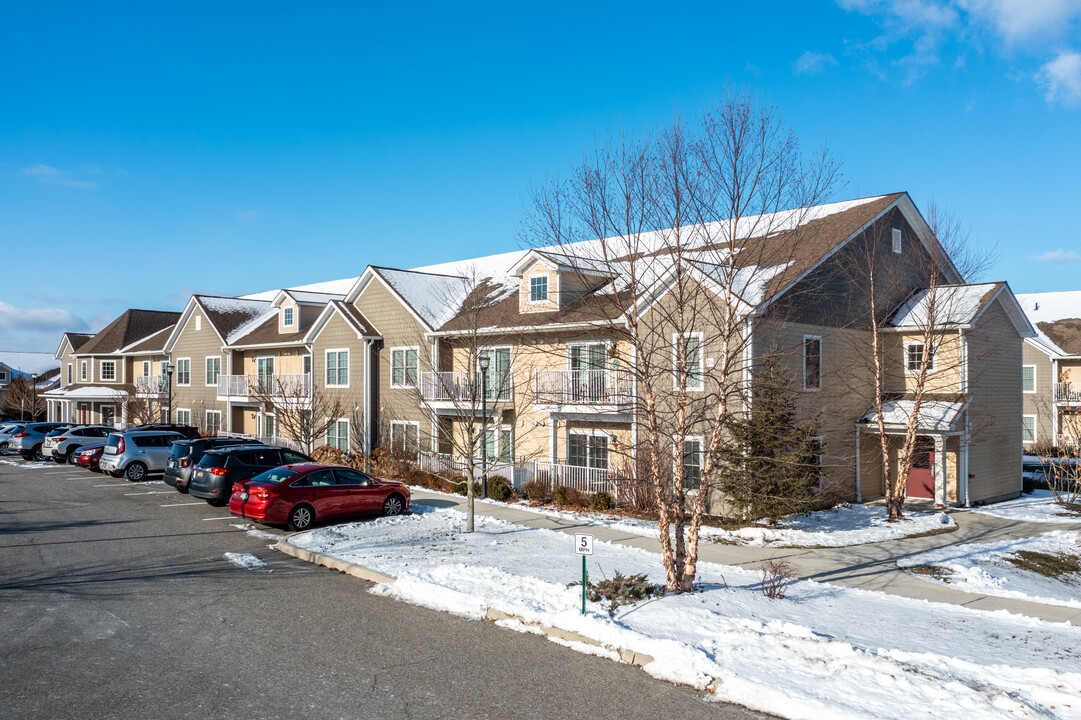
[80,361,88,382]
[1022,365,1036,394]
[176,358,191,386]
[283,307,294,326]
[325,350,348,387]
[204,410,221,434]
[803,336,821,390]
[327,419,349,451]
[568,432,609,470]
[682,438,703,490]
[205,357,221,386]
[390,348,418,388]
[1022,415,1036,444]
[673,333,703,391]
[390,421,419,456]
[905,341,935,373]
[529,276,548,302]
[176,409,191,425]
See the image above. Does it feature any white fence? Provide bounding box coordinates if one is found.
[1055,382,1081,403]
[216,373,312,398]
[216,430,304,453]
[415,452,617,496]
[134,375,167,395]
[534,369,633,406]
[217,375,249,397]
[419,371,513,403]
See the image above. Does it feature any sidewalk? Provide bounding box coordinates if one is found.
[409,489,1081,625]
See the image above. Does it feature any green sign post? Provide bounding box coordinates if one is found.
[574,533,593,615]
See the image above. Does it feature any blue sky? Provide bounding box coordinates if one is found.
[2,0,1079,352]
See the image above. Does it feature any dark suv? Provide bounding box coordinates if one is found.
[189,445,313,506]
[164,437,253,493]
[129,424,201,440]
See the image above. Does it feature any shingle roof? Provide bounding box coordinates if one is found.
[76,309,181,355]
[228,314,306,347]
[371,267,471,330]
[196,296,275,344]
[886,283,1003,329]
[64,332,94,352]
[0,351,61,375]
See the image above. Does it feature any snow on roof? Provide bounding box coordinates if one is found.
[284,290,346,304]
[42,385,129,399]
[0,351,61,376]
[197,296,276,344]
[887,283,1001,329]
[861,400,966,431]
[240,276,361,301]
[1017,291,1081,357]
[373,267,472,329]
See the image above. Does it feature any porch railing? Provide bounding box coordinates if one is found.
[534,369,633,406]
[134,375,168,395]
[419,371,513,403]
[415,452,617,497]
[216,373,312,398]
[1055,382,1081,403]
[217,375,249,397]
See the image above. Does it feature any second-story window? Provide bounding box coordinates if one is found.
[176,358,191,386]
[905,341,935,373]
[206,357,221,386]
[673,333,704,391]
[391,347,418,388]
[67,364,72,384]
[1022,365,1036,393]
[326,350,349,387]
[284,307,294,326]
[803,336,822,390]
[101,361,116,381]
[529,276,548,303]
[80,361,88,382]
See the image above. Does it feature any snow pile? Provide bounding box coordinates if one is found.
[970,490,1081,524]
[899,530,1081,608]
[223,552,267,570]
[290,508,1081,720]
[514,501,955,548]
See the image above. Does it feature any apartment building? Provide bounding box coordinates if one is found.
[1017,291,1081,447]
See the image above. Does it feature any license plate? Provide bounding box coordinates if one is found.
[168,460,177,468]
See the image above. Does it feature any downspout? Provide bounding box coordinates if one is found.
[962,415,971,507]
[363,338,372,455]
[854,424,862,503]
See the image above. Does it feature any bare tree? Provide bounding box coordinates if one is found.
[2,376,47,420]
[249,373,347,454]
[522,88,839,592]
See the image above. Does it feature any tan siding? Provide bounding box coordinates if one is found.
[1022,341,1055,444]
[170,309,228,429]
[309,312,366,450]
[519,260,559,314]
[883,331,962,394]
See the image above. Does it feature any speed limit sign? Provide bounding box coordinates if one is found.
[574,533,594,556]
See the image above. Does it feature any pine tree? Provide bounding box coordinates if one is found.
[719,355,823,525]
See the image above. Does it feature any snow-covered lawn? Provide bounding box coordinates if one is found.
[969,490,1081,524]
[899,530,1081,609]
[290,505,1081,720]
[521,501,955,547]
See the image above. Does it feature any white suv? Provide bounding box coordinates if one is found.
[99,430,183,481]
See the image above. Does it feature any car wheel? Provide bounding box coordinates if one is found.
[55,453,68,464]
[125,462,147,482]
[32,446,46,462]
[176,484,189,494]
[67,453,80,465]
[0,442,8,455]
[287,504,314,531]
[383,494,405,516]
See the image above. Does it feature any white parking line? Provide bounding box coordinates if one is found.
[124,491,174,496]
[202,516,235,521]
[160,502,205,507]
[44,470,73,475]
[94,483,129,488]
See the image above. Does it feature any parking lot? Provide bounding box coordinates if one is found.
[0,457,766,720]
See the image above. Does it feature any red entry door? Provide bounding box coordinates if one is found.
[906,438,935,499]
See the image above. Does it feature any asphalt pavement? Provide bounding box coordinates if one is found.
[0,458,772,720]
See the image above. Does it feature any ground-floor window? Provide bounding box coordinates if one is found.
[568,432,609,469]
[262,414,276,439]
[1022,415,1036,444]
[100,405,116,428]
[682,437,702,490]
[176,409,191,425]
[390,421,419,457]
[327,419,349,451]
[205,410,222,435]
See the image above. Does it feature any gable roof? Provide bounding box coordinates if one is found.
[197,296,275,345]
[304,300,381,343]
[239,276,361,302]
[76,309,181,356]
[269,289,348,308]
[886,283,1035,338]
[228,314,307,347]
[1017,290,1081,357]
[120,324,176,354]
[54,332,94,359]
[348,266,472,332]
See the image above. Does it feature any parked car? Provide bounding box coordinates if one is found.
[189,445,313,506]
[128,423,201,440]
[99,430,184,481]
[74,443,106,471]
[11,423,75,461]
[164,437,253,493]
[230,464,410,530]
[42,425,114,464]
[0,423,25,455]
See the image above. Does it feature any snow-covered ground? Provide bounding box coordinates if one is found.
[0,458,56,468]
[969,490,1081,524]
[899,530,1081,609]
[290,505,1081,720]
[520,501,955,547]
[224,552,267,570]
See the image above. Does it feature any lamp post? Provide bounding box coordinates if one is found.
[478,354,490,499]
[164,362,175,424]
[30,374,38,421]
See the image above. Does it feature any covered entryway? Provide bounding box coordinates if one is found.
[905,437,935,499]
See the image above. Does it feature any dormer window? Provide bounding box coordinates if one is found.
[529,276,548,303]
[284,307,294,326]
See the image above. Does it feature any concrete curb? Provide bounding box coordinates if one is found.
[277,538,398,584]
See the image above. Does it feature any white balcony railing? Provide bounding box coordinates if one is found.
[1055,382,1081,403]
[534,369,633,406]
[134,375,168,395]
[419,371,512,404]
[217,373,312,399]
[217,374,249,397]
[415,453,617,497]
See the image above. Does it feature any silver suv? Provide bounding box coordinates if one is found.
[43,425,115,464]
[0,423,25,455]
[99,430,183,481]
[12,423,75,461]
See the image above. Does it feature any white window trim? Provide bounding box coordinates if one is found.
[892,227,902,254]
[389,346,418,389]
[176,408,192,425]
[672,332,705,392]
[675,435,704,491]
[326,417,350,451]
[80,360,89,382]
[1022,414,1037,444]
[1022,364,1037,394]
[324,348,350,389]
[904,340,937,374]
[100,359,116,382]
[565,340,608,371]
[283,306,295,327]
[390,420,420,450]
[66,363,73,385]
[195,315,202,332]
[99,404,117,427]
[205,356,222,387]
[176,357,192,387]
[803,334,822,391]
[205,409,222,433]
[528,274,550,304]
[566,428,613,469]
[141,360,150,376]
[0,370,6,383]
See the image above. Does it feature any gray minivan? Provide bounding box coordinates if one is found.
[99,430,183,481]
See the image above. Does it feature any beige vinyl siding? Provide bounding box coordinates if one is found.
[1022,341,1055,444]
[170,308,228,432]
[278,298,299,333]
[519,260,559,314]
[883,331,962,394]
[309,312,366,451]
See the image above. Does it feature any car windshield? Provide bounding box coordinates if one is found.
[195,453,228,469]
[251,467,299,485]
[104,434,122,451]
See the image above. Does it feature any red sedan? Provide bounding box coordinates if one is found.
[229,464,410,531]
[75,443,106,471]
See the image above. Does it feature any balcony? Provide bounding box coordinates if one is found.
[134,375,168,397]
[533,369,633,411]
[1055,382,1081,404]
[416,453,618,497]
[419,371,512,411]
[217,373,311,402]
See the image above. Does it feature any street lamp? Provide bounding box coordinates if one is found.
[30,374,38,422]
[164,362,175,424]
[478,354,490,499]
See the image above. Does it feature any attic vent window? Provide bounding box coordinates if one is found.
[284,307,294,326]
[529,276,548,303]
[195,316,202,331]
[891,228,902,254]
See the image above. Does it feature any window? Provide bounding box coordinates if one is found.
[176,409,191,425]
[262,414,275,439]
[325,350,348,387]
[892,228,902,254]
[905,341,935,373]
[1022,365,1036,394]
[803,335,821,390]
[327,419,349,451]
[205,357,221,386]
[100,406,116,427]
[142,361,150,376]
[256,356,275,392]
[680,438,703,490]
[0,371,7,383]
[479,347,512,399]
[390,421,419,457]
[1022,415,1036,444]
[100,361,116,381]
[80,361,88,382]
[390,347,418,388]
[195,315,202,331]
[568,432,609,469]
[67,364,72,384]
[303,354,312,376]
[500,428,513,462]
[176,358,191,386]
[205,410,221,435]
[334,468,372,486]
[673,333,704,390]
[529,275,548,302]
[283,307,294,326]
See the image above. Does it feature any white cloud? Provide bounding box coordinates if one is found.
[794,51,839,75]
[1030,248,1081,263]
[21,164,98,189]
[958,0,1081,45]
[236,209,261,219]
[0,301,88,332]
[1038,50,1081,105]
